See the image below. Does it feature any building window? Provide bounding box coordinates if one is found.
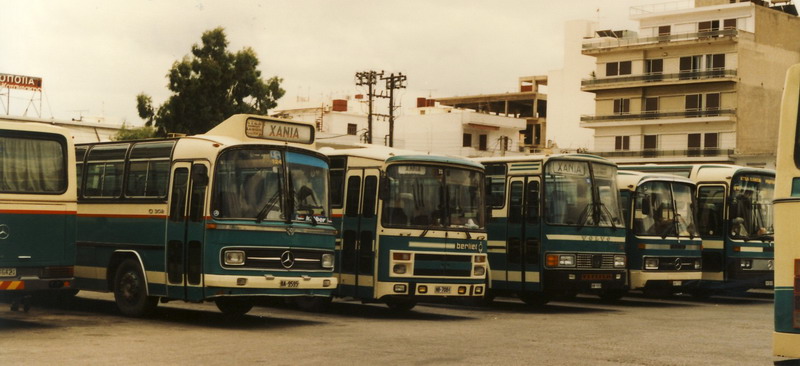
[706,54,725,76]
[479,134,488,151]
[704,133,719,149]
[680,55,702,79]
[644,135,657,157]
[699,20,720,36]
[688,133,702,156]
[463,133,472,147]
[644,97,659,118]
[347,123,358,135]
[645,59,663,81]
[685,94,703,117]
[706,93,720,116]
[658,25,671,40]
[613,98,630,115]
[615,136,630,151]
[605,61,632,77]
[724,18,737,30]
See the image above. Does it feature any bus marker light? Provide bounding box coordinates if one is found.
[206,223,217,230]
[733,246,741,252]
[475,286,484,295]
[568,274,576,280]
[323,280,331,287]
[694,259,702,270]
[616,274,622,280]
[546,255,559,267]
[393,252,411,261]
[264,275,275,280]
[394,284,407,293]
[236,278,247,286]
[418,285,428,294]
[393,264,407,274]
[741,259,752,269]
[458,286,467,295]
[474,255,486,263]
[302,275,311,281]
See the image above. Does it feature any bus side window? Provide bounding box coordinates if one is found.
[697,186,724,237]
[526,181,540,223]
[345,176,361,217]
[509,181,523,224]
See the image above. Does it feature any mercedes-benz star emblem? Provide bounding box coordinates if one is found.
[280,250,295,269]
[674,258,682,271]
[0,224,9,240]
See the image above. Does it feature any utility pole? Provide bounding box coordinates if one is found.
[355,70,383,144]
[379,73,407,147]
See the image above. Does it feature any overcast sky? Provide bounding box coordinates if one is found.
[2,0,648,141]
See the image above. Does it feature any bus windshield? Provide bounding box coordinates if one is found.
[0,134,66,194]
[544,161,623,228]
[382,164,484,229]
[633,181,699,238]
[212,149,329,223]
[287,151,329,223]
[729,174,774,239]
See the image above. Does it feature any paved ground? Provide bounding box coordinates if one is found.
[0,291,778,365]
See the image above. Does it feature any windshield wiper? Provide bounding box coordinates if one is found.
[597,202,618,231]
[255,189,282,223]
[576,203,593,231]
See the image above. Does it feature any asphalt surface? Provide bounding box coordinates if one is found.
[0,291,777,365]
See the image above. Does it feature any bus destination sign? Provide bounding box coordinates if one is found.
[246,118,313,144]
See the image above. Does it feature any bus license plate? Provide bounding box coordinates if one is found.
[672,281,682,287]
[765,280,774,287]
[0,268,16,277]
[280,280,299,288]
[591,283,602,289]
[435,286,451,294]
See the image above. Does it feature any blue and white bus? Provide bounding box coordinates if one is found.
[477,154,627,305]
[74,114,337,316]
[0,120,76,311]
[324,146,487,311]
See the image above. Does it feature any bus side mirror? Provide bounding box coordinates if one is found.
[641,198,651,216]
[379,176,389,201]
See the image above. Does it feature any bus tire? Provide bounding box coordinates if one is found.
[519,292,549,306]
[113,259,158,317]
[215,297,254,317]
[385,299,416,312]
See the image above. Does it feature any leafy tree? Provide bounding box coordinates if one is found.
[136,27,285,136]
[113,125,157,141]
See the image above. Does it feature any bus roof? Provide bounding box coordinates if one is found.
[319,145,483,170]
[619,163,775,182]
[616,170,695,192]
[0,119,75,137]
[475,153,613,165]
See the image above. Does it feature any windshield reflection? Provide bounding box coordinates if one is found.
[729,174,774,239]
[382,164,484,229]
[544,160,623,228]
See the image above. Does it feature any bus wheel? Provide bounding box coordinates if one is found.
[215,298,254,317]
[599,290,627,302]
[385,299,416,312]
[519,292,549,306]
[114,259,158,317]
[294,296,332,312]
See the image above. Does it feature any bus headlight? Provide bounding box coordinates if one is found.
[547,254,576,268]
[613,255,626,268]
[644,258,659,270]
[224,250,245,266]
[474,266,486,277]
[740,259,752,270]
[393,264,408,274]
[321,253,334,269]
[694,259,702,270]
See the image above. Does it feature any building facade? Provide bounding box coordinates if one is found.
[580,0,800,168]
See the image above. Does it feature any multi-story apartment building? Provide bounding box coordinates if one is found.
[580,0,800,168]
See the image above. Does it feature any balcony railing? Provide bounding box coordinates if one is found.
[581,108,736,122]
[582,69,737,87]
[582,29,737,51]
[591,148,734,159]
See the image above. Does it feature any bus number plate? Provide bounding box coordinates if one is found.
[765,280,774,287]
[672,281,682,287]
[591,283,602,289]
[435,286,451,294]
[280,280,299,288]
[0,268,16,277]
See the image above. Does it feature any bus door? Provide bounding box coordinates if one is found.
[506,176,542,293]
[166,161,209,300]
[696,184,727,282]
[341,168,379,299]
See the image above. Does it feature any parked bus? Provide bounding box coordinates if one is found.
[773,63,800,358]
[620,164,775,297]
[476,154,627,305]
[74,114,337,316]
[0,120,76,312]
[323,146,488,311]
[617,170,702,296]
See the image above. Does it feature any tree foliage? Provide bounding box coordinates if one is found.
[136,27,285,136]
[112,125,157,141]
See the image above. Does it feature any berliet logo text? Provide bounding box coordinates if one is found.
[455,243,480,250]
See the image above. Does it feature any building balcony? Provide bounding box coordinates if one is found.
[581,69,737,91]
[591,148,735,160]
[580,108,735,127]
[582,29,737,53]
